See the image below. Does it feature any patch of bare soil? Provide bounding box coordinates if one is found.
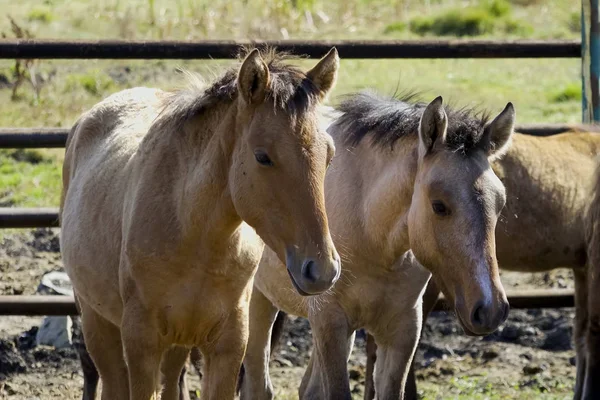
[0,229,577,399]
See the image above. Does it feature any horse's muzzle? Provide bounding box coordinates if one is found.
[285,248,341,296]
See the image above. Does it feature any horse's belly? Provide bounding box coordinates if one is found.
[61,206,124,323]
[496,231,586,273]
[61,154,132,324]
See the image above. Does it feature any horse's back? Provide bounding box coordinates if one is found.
[60,87,166,322]
[494,132,600,271]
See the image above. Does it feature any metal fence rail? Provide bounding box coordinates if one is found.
[0,128,69,149]
[0,290,574,316]
[0,208,59,228]
[1,122,599,228]
[0,39,580,60]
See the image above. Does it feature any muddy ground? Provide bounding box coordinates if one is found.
[0,229,576,399]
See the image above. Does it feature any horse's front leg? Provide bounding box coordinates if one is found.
[240,288,280,400]
[301,303,354,400]
[160,345,191,400]
[372,301,423,400]
[201,309,249,400]
[404,280,440,400]
[121,301,166,400]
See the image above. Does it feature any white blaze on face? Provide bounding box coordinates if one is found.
[474,260,494,306]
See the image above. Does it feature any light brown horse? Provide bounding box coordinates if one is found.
[361,127,600,400]
[59,47,342,400]
[239,90,515,399]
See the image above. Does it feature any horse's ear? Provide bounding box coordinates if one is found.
[418,96,448,156]
[483,102,515,159]
[306,47,339,101]
[238,49,270,105]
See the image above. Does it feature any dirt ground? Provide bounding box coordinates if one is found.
[0,229,577,399]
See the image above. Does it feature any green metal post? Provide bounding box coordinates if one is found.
[583,0,600,123]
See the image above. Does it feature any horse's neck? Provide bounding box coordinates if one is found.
[327,134,418,267]
[169,102,251,252]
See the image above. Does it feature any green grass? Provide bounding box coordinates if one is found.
[26,7,55,23]
[0,149,62,207]
[418,375,573,400]
[0,0,582,214]
[408,0,532,37]
[550,83,582,103]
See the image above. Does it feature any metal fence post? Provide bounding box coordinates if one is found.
[583,0,600,123]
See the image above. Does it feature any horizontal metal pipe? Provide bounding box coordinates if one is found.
[0,128,69,149]
[433,288,575,311]
[0,290,575,316]
[0,123,595,149]
[514,123,600,136]
[0,295,77,316]
[0,39,580,60]
[0,208,59,228]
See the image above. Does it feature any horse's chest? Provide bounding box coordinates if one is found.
[341,265,430,331]
[156,277,251,346]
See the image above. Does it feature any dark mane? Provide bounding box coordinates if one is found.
[157,47,320,130]
[334,90,491,154]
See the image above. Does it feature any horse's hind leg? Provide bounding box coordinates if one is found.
[71,313,100,400]
[574,268,589,400]
[240,289,279,400]
[583,264,600,399]
[160,346,191,400]
[79,299,130,400]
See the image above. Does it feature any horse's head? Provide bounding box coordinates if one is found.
[230,48,341,295]
[408,96,514,335]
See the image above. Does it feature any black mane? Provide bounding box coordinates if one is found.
[334,90,491,154]
[158,47,321,131]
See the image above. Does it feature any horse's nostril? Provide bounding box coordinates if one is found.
[471,302,486,328]
[301,260,318,283]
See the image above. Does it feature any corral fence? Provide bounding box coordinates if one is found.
[1,34,596,315]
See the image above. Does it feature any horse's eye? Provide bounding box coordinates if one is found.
[255,150,273,167]
[432,201,450,216]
